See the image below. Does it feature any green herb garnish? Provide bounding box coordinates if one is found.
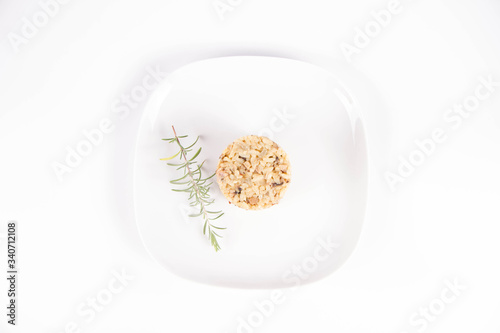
[161,126,225,252]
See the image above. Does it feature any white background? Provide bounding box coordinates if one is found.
[1,0,499,332]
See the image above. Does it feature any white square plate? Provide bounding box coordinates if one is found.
[133,56,368,288]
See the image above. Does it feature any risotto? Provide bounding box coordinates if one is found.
[216,135,291,210]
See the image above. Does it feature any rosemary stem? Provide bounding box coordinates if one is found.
[171,126,210,224]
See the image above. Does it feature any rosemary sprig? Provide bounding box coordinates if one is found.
[161,126,225,252]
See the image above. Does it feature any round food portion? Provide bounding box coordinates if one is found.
[216,135,291,210]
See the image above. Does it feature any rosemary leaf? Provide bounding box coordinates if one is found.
[162,126,226,252]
